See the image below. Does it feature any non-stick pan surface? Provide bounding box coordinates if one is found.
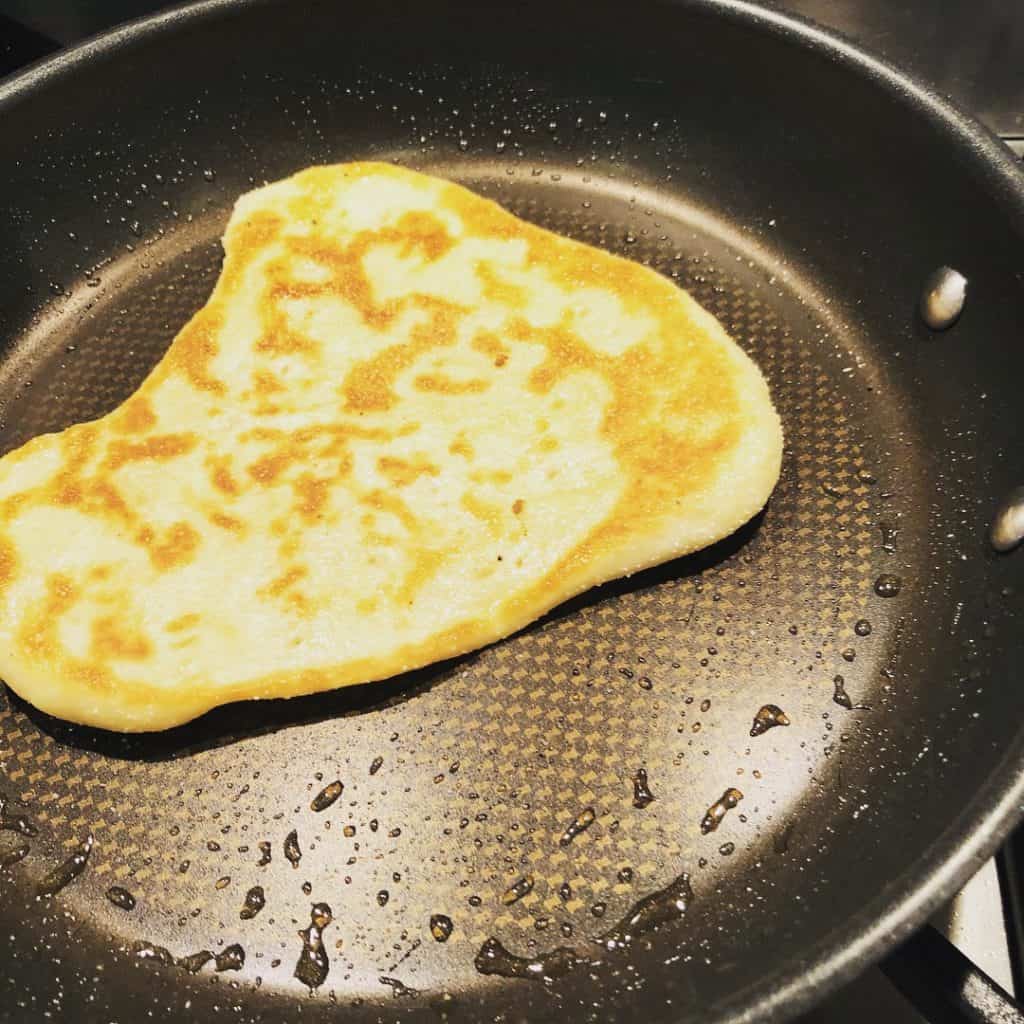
[1,2,1023,1022]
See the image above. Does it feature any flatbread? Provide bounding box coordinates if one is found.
[0,162,782,731]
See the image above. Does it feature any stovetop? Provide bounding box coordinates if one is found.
[1,2,1021,1021]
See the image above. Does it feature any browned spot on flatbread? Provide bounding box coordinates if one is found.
[137,521,201,572]
[90,615,153,661]
[248,451,292,485]
[255,285,322,357]
[111,397,157,435]
[51,474,135,527]
[362,489,418,533]
[16,573,79,661]
[262,564,308,598]
[472,330,511,368]
[470,468,513,486]
[341,298,464,412]
[104,433,198,471]
[461,492,503,538]
[163,308,227,395]
[293,474,331,521]
[221,210,283,295]
[476,262,526,308]
[449,434,475,459]
[208,510,245,533]
[377,455,440,488]
[261,210,456,360]
[413,373,490,396]
[259,564,312,615]
[251,370,285,396]
[166,613,200,633]
[207,456,241,497]
[397,547,445,607]
[0,534,17,597]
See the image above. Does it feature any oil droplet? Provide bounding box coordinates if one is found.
[558,881,572,902]
[596,871,693,952]
[719,841,736,856]
[430,914,454,942]
[36,834,93,897]
[833,674,852,707]
[842,648,856,663]
[214,944,245,972]
[369,756,383,775]
[502,874,535,905]
[560,922,573,937]
[591,902,607,918]
[302,881,313,895]
[294,903,332,991]
[750,705,789,737]
[310,780,343,812]
[379,975,419,998]
[474,937,585,982]
[106,886,136,911]
[0,839,30,868]
[240,886,265,920]
[879,521,899,554]
[215,875,231,890]
[874,574,902,598]
[343,825,355,837]
[558,807,595,846]
[617,867,634,883]
[284,830,301,868]
[632,767,655,808]
[202,168,216,182]
[468,895,482,907]
[178,950,213,974]
[377,889,390,906]
[855,619,873,637]
[257,841,272,866]
[832,675,869,710]
[700,789,743,834]
[134,942,174,965]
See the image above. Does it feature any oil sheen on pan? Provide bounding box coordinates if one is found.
[0,162,783,731]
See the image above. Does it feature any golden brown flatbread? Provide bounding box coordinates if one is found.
[0,162,782,731]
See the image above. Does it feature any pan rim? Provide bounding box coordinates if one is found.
[1,1,1023,1020]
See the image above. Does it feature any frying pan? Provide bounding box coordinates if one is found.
[1,1,1023,1021]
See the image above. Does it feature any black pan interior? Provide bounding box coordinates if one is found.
[1,2,1023,1022]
